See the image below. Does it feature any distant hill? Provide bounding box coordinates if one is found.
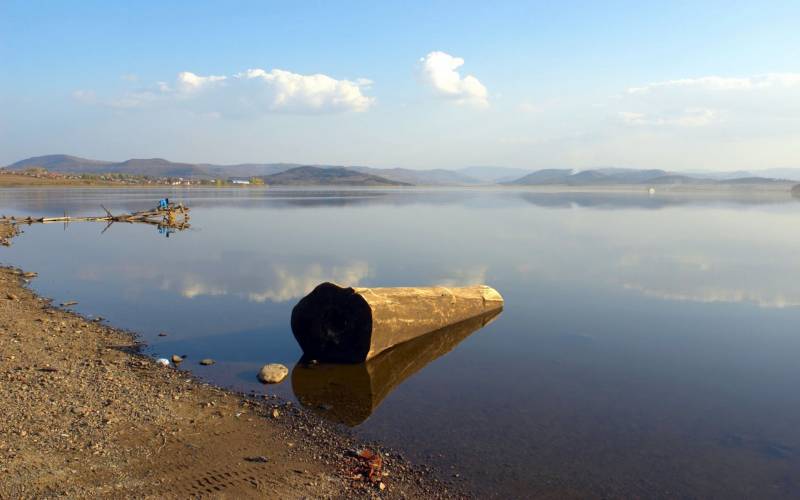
[509,169,573,185]
[506,168,788,186]
[106,158,209,178]
[260,166,410,186]
[744,168,800,181]
[456,166,532,183]
[7,154,115,173]
[202,163,298,178]
[5,154,799,188]
[350,167,481,185]
[5,154,298,179]
[5,154,462,184]
[509,168,673,185]
[687,168,800,181]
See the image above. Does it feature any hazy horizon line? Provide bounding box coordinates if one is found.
[5,153,800,174]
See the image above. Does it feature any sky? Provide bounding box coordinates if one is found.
[1,0,800,171]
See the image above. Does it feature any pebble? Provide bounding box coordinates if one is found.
[258,363,288,384]
[6,293,18,301]
[155,358,170,367]
[71,406,89,416]
[171,355,183,364]
[199,359,215,366]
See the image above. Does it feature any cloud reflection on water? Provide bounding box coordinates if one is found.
[172,261,371,303]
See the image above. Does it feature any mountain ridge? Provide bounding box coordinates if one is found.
[259,166,410,186]
[5,154,800,187]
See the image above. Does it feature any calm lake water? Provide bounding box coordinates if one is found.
[2,187,800,498]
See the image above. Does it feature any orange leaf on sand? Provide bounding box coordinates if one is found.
[354,449,383,484]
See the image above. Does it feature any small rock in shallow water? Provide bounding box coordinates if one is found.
[199,359,215,366]
[171,355,183,364]
[258,364,288,384]
[157,332,167,337]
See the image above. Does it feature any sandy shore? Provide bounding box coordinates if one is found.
[0,222,20,246]
[0,265,460,498]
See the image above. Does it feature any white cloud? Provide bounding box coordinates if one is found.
[419,51,488,107]
[619,108,717,127]
[75,67,374,115]
[616,72,800,139]
[627,73,800,94]
[175,71,227,93]
[235,68,374,113]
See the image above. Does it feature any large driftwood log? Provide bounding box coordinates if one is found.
[292,309,501,426]
[290,282,504,362]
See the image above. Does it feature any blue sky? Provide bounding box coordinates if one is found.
[2,1,799,170]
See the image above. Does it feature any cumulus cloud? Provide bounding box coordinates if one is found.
[235,68,373,113]
[75,67,374,115]
[419,51,488,107]
[175,71,227,93]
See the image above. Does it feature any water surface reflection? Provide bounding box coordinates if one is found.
[1,187,800,498]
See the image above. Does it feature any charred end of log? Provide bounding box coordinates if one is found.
[291,282,373,363]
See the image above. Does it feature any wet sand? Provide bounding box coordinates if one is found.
[0,263,460,498]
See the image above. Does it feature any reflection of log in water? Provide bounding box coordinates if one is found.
[291,308,502,426]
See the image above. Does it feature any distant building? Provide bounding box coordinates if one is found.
[231,179,250,185]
